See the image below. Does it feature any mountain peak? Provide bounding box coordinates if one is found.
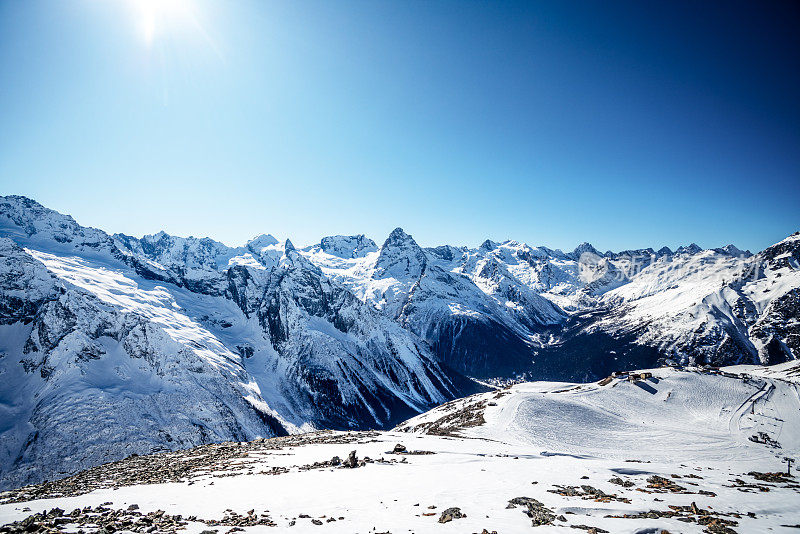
[717,244,748,257]
[375,228,426,279]
[0,194,118,257]
[675,243,703,255]
[382,228,419,249]
[571,242,601,259]
[317,235,378,259]
[284,238,296,253]
[247,233,279,250]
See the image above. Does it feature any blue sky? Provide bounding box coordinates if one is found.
[1,1,798,252]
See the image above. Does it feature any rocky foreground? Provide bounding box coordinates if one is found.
[1,364,800,533]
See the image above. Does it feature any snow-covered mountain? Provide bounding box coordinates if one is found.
[301,227,797,381]
[2,362,799,532]
[0,197,468,488]
[303,230,567,378]
[0,238,288,490]
[0,195,797,488]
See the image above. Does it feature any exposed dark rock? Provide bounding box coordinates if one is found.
[342,450,358,468]
[0,432,378,504]
[437,507,465,523]
[608,477,634,488]
[507,497,556,527]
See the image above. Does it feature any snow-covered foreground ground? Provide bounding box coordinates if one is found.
[1,364,799,533]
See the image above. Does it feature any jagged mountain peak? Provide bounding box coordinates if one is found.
[314,234,378,259]
[675,243,703,255]
[758,230,800,270]
[277,238,322,274]
[0,195,118,257]
[374,228,427,280]
[776,231,800,245]
[246,233,279,251]
[378,228,423,257]
[382,227,418,248]
[716,244,750,257]
[570,241,602,260]
[148,230,171,240]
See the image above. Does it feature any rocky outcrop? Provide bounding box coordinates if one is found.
[0,197,470,489]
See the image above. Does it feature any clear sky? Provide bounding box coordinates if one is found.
[1,1,798,253]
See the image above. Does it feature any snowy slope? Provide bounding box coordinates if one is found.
[303,229,567,378]
[0,238,290,490]
[400,364,800,463]
[0,197,468,488]
[1,194,797,488]
[592,234,800,366]
[302,227,797,380]
[1,364,798,533]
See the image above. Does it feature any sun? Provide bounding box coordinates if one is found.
[129,0,194,46]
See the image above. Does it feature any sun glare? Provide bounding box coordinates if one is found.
[130,0,194,46]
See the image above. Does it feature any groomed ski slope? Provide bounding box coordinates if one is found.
[1,364,799,533]
[415,363,800,463]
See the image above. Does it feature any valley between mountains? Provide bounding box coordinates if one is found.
[0,194,798,530]
[1,362,799,533]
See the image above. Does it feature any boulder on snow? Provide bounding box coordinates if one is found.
[342,450,358,468]
[438,507,466,523]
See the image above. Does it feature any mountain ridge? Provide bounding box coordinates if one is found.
[0,196,473,489]
[0,195,797,489]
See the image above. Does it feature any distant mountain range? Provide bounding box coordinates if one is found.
[304,226,797,380]
[0,194,797,488]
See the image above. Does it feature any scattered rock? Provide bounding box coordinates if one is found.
[399,398,487,436]
[646,475,688,493]
[438,507,466,523]
[0,431,381,505]
[608,477,634,488]
[548,485,631,504]
[507,497,556,527]
[570,525,609,533]
[343,450,358,468]
[606,500,740,533]
[748,471,794,483]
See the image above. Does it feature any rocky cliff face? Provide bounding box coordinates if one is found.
[0,239,289,489]
[358,229,566,377]
[314,235,377,259]
[0,194,797,488]
[0,197,468,489]
[304,228,798,381]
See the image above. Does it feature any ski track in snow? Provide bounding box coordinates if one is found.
[2,365,799,533]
